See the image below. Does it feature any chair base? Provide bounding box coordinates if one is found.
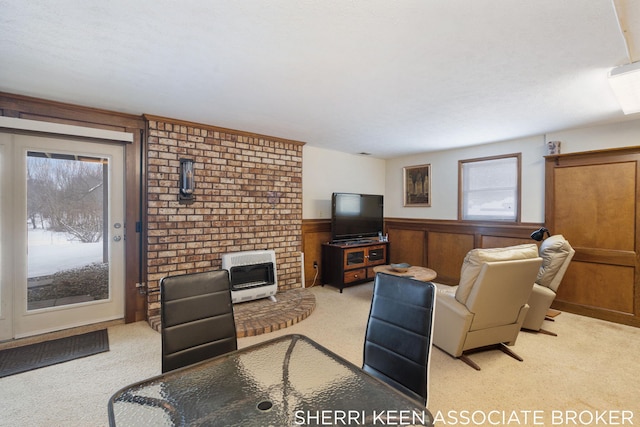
[538,328,558,336]
[522,327,558,337]
[457,343,523,371]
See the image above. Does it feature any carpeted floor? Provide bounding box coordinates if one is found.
[0,329,109,378]
[0,282,639,426]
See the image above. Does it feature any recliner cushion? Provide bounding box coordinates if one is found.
[455,244,539,305]
[536,234,572,288]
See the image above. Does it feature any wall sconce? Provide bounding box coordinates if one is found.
[530,227,550,241]
[179,158,195,204]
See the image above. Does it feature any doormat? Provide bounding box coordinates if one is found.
[0,329,109,378]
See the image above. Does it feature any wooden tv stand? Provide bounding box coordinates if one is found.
[321,240,389,293]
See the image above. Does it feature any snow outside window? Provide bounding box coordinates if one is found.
[460,154,520,221]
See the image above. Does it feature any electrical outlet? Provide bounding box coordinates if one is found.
[313,261,318,269]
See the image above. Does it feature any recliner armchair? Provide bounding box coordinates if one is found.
[433,244,542,370]
[522,234,575,335]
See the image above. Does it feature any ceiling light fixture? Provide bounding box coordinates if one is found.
[608,61,640,114]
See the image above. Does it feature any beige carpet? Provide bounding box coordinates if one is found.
[0,282,638,426]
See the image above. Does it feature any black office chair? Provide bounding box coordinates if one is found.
[160,270,237,373]
[362,272,436,407]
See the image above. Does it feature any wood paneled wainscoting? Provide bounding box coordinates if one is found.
[302,218,542,288]
[383,219,542,286]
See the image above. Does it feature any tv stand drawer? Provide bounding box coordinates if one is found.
[367,246,386,264]
[344,269,367,283]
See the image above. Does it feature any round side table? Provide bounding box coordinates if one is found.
[372,265,437,282]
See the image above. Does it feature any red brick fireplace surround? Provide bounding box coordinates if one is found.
[145,116,304,322]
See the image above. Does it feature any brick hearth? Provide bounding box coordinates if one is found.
[148,287,315,338]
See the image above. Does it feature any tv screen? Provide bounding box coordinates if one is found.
[331,193,384,242]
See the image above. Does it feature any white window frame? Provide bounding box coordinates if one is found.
[458,153,521,222]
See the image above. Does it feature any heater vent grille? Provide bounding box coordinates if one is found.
[221,250,277,303]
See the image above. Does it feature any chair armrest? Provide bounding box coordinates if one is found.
[522,284,556,331]
[432,288,474,357]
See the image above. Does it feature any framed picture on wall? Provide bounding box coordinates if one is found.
[403,164,431,206]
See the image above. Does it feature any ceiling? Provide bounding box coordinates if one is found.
[1,1,640,159]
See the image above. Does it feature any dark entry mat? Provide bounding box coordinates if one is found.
[0,329,109,378]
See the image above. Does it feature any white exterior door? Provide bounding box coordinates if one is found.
[0,132,125,339]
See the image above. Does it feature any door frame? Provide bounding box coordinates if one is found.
[0,102,146,341]
[0,142,14,339]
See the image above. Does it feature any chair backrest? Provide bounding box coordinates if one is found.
[455,244,539,305]
[465,257,542,331]
[161,270,237,373]
[363,272,436,406]
[536,234,575,292]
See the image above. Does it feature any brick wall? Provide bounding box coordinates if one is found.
[145,117,303,319]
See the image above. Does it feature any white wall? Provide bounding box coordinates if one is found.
[385,135,546,222]
[303,117,640,222]
[302,145,386,219]
[546,117,640,154]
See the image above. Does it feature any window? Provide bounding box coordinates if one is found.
[459,153,521,222]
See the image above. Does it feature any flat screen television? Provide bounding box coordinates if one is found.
[331,192,384,243]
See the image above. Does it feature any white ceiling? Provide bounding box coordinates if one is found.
[1,0,639,158]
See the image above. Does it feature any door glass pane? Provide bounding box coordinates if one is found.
[26,151,109,311]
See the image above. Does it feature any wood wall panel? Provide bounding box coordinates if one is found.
[556,262,634,314]
[302,220,331,287]
[554,162,636,251]
[481,236,533,249]
[427,232,474,285]
[387,228,425,266]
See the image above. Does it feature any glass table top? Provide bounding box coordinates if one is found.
[108,334,433,426]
